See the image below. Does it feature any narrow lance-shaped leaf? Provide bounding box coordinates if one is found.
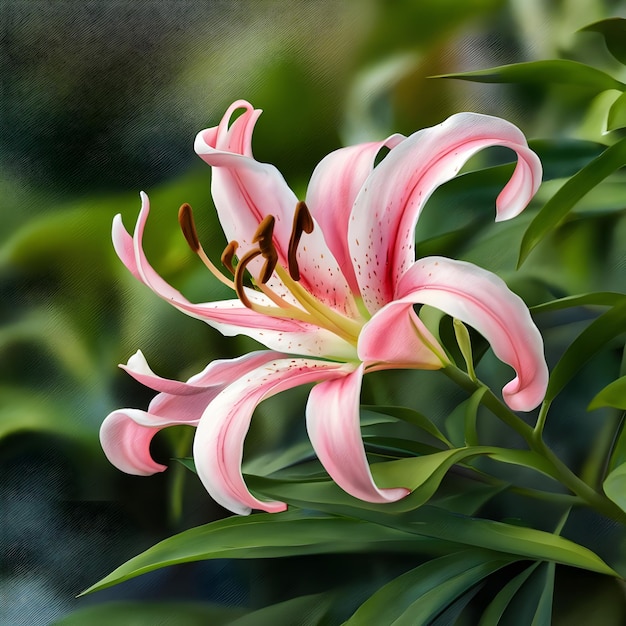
[80,509,429,595]
[51,602,249,626]
[544,297,626,405]
[581,18,626,66]
[608,91,626,131]
[479,563,541,626]
[519,137,626,266]
[248,478,617,577]
[434,60,625,91]
[345,551,515,626]
[603,463,626,514]
[531,292,624,314]
[362,404,452,447]
[227,591,336,626]
[589,375,626,411]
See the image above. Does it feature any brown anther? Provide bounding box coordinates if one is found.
[221,241,239,276]
[252,215,276,254]
[288,201,314,281]
[252,215,278,283]
[178,203,200,252]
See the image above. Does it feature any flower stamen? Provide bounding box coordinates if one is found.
[226,209,361,345]
[252,215,278,283]
[288,201,314,281]
[221,241,239,276]
[179,203,235,289]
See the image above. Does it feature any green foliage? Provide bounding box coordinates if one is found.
[581,18,626,66]
[436,59,625,92]
[544,297,626,405]
[52,602,249,626]
[80,509,425,595]
[519,138,626,266]
[604,463,626,513]
[345,551,514,626]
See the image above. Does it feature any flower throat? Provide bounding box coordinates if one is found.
[178,202,361,344]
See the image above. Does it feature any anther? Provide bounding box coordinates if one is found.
[178,203,200,252]
[221,241,239,276]
[288,201,314,281]
[252,215,278,283]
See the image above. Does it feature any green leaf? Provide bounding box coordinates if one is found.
[443,389,486,449]
[529,562,556,626]
[519,137,626,266]
[81,509,424,595]
[245,478,617,577]
[607,415,626,473]
[227,591,335,626]
[345,551,514,626]
[581,18,626,66]
[608,91,626,131]
[434,60,625,91]
[243,441,315,477]
[544,297,626,405]
[529,139,607,181]
[361,405,452,447]
[603,463,626,513]
[464,387,485,447]
[363,436,445,459]
[479,563,541,625]
[370,445,558,510]
[51,601,248,626]
[454,319,477,384]
[531,292,624,313]
[251,445,557,516]
[589,375,626,410]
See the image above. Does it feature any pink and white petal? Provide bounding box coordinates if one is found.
[305,135,404,295]
[195,101,355,315]
[100,408,198,476]
[122,349,284,396]
[120,350,207,395]
[201,299,358,359]
[113,197,356,358]
[194,101,299,262]
[306,365,410,503]
[193,358,353,515]
[349,113,542,311]
[147,350,286,421]
[396,257,548,411]
[358,306,447,370]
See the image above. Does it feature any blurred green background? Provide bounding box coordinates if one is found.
[2,1,626,623]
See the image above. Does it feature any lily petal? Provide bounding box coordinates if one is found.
[194,100,356,316]
[100,408,197,476]
[349,113,542,311]
[193,358,353,515]
[121,349,284,396]
[306,365,410,503]
[101,350,286,476]
[305,134,404,294]
[113,194,356,359]
[358,306,447,370]
[394,257,548,411]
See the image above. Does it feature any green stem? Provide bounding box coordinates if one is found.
[168,426,195,527]
[533,400,551,439]
[442,365,626,524]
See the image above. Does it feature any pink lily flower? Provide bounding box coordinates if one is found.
[101,100,548,515]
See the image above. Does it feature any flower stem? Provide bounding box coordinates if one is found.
[442,365,626,524]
